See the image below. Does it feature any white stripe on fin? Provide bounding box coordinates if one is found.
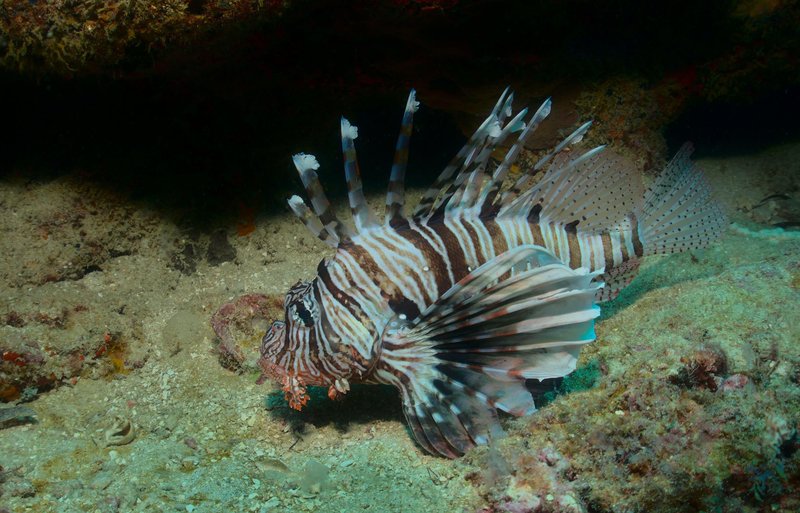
[412,88,514,221]
[375,245,601,458]
[481,98,552,211]
[341,117,380,233]
[291,153,353,243]
[439,92,532,216]
[534,120,593,171]
[458,106,529,212]
[287,195,338,248]
[385,89,420,225]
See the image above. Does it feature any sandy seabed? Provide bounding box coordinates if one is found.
[1,141,798,513]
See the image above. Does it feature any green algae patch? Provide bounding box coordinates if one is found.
[470,226,800,513]
[539,359,603,408]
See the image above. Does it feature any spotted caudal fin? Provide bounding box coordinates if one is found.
[374,245,602,457]
[638,143,728,255]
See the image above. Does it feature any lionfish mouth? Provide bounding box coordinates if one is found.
[257,321,310,411]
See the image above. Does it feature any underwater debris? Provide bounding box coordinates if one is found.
[470,445,586,513]
[764,414,797,457]
[251,455,328,498]
[255,457,291,474]
[747,193,800,228]
[211,293,282,372]
[0,466,35,499]
[670,346,729,391]
[0,405,36,429]
[103,416,136,447]
[3,312,26,328]
[735,412,799,504]
[298,459,329,495]
[719,373,752,393]
[170,241,200,276]
[0,338,57,402]
[206,230,237,266]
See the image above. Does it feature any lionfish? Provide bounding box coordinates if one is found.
[258,89,726,457]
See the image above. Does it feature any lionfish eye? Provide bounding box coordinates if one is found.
[291,302,315,328]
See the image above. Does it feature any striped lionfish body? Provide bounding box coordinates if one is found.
[259,89,727,457]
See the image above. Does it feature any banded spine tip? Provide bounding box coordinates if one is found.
[292,153,320,172]
[341,117,359,140]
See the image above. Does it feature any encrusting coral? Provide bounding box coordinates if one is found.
[465,226,800,513]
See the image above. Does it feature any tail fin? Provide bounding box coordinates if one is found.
[638,143,728,255]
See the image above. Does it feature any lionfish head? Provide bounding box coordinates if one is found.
[259,280,324,410]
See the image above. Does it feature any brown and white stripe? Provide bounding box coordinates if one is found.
[261,88,726,458]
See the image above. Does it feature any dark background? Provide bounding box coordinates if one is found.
[2,0,799,225]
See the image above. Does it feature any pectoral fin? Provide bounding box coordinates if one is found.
[374,245,602,457]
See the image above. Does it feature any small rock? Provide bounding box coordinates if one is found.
[170,242,199,275]
[90,472,113,490]
[261,497,281,511]
[0,405,36,429]
[181,456,200,471]
[206,230,236,266]
[5,477,35,498]
[719,373,750,392]
[104,416,136,447]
